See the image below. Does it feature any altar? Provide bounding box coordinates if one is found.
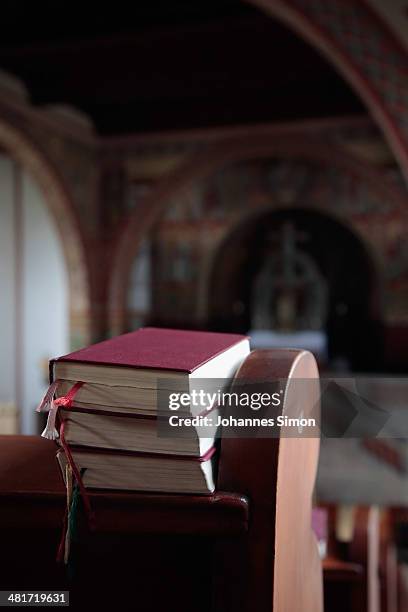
[249,222,329,364]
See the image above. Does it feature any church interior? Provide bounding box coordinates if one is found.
[0,1,408,610]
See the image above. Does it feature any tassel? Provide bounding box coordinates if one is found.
[38,380,61,440]
[39,381,84,441]
[36,380,60,413]
[49,381,95,570]
[41,399,59,440]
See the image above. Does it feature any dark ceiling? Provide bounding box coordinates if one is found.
[0,0,365,134]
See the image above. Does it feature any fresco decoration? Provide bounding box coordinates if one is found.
[245,0,408,183]
[127,157,408,327]
[287,0,408,144]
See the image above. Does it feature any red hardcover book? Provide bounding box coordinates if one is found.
[51,328,250,416]
[52,327,249,373]
[42,328,250,495]
[56,445,217,495]
[45,329,250,471]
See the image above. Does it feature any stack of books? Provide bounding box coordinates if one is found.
[48,328,249,495]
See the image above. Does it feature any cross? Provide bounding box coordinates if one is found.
[267,221,309,289]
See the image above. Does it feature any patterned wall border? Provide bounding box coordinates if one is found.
[249,0,408,181]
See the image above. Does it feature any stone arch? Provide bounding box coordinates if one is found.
[0,116,91,347]
[208,204,386,369]
[202,202,384,328]
[248,0,408,180]
[108,136,407,334]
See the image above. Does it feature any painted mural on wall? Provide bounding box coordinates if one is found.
[127,157,408,329]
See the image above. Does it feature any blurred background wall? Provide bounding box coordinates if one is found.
[0,0,407,434]
[0,155,68,433]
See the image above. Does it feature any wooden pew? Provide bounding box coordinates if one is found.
[320,505,376,612]
[379,509,399,612]
[390,508,408,612]
[0,349,322,611]
[319,504,407,612]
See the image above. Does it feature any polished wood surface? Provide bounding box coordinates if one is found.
[351,507,381,612]
[217,349,323,612]
[0,435,249,535]
[323,556,363,581]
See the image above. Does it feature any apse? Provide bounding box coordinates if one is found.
[0,153,69,434]
[210,208,383,371]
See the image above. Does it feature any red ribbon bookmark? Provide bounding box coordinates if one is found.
[37,380,95,562]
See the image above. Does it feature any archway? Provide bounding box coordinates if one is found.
[248,0,408,180]
[109,138,407,337]
[0,118,91,345]
[209,207,382,370]
[0,118,91,434]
